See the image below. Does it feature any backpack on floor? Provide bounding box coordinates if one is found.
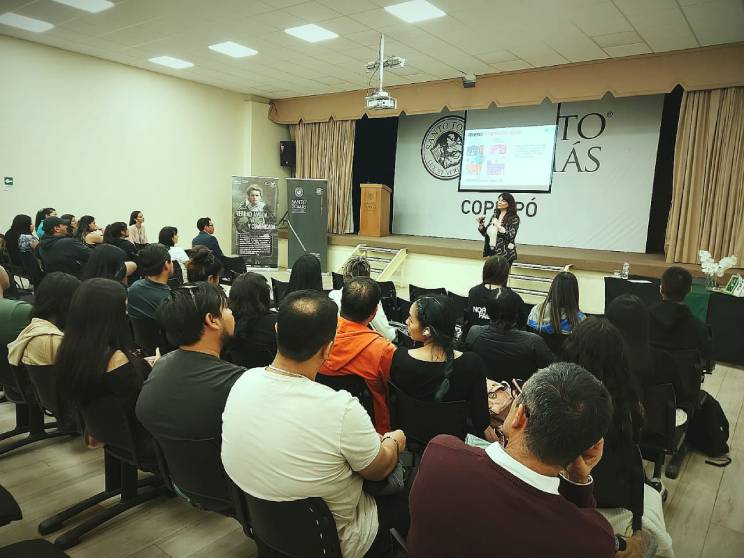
[688,391,730,458]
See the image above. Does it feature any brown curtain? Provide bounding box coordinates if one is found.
[292,119,356,234]
[666,87,744,264]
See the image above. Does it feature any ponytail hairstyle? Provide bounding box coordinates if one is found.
[186,245,224,283]
[414,295,456,400]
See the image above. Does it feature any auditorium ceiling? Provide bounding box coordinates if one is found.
[1,0,743,99]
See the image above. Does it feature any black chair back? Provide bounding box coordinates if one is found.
[167,261,184,289]
[447,291,469,339]
[331,272,344,290]
[408,284,446,302]
[641,383,677,450]
[232,487,342,558]
[316,373,376,424]
[18,250,43,287]
[388,382,467,449]
[539,331,568,355]
[78,395,155,472]
[130,317,171,357]
[26,364,79,433]
[271,278,289,308]
[0,346,23,403]
[378,280,397,300]
[153,437,232,513]
[656,347,704,414]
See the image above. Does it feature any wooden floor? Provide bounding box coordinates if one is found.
[1,364,743,558]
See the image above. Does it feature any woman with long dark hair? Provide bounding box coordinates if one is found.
[186,245,223,284]
[4,214,37,265]
[56,278,150,413]
[390,295,496,442]
[527,270,585,335]
[158,226,189,267]
[561,317,673,555]
[75,215,103,246]
[7,272,81,366]
[104,221,138,261]
[286,253,323,294]
[476,192,520,264]
[224,272,277,368]
[82,244,131,284]
[128,210,148,247]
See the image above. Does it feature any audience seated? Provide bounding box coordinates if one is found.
[4,214,37,267]
[34,207,56,238]
[328,257,396,341]
[286,253,323,295]
[136,283,244,443]
[222,290,408,558]
[607,294,684,397]
[223,272,277,368]
[0,265,33,351]
[128,210,149,248]
[104,221,138,261]
[562,317,674,556]
[186,245,223,284]
[74,215,103,247]
[527,270,586,334]
[60,214,77,237]
[192,217,223,259]
[648,266,713,369]
[467,255,526,329]
[7,272,80,367]
[56,278,152,445]
[158,226,189,274]
[466,287,554,381]
[127,244,172,320]
[81,243,135,284]
[407,363,635,558]
[37,217,91,277]
[319,277,396,434]
[391,295,496,442]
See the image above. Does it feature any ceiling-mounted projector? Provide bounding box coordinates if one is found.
[365,34,404,111]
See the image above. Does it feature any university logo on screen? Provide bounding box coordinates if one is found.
[420,115,465,180]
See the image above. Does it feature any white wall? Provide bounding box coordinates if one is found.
[0,36,291,253]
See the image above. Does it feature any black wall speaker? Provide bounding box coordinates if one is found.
[280,141,296,167]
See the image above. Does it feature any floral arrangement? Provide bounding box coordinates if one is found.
[699,250,738,284]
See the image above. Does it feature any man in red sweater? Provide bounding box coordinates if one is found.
[408,362,649,558]
[320,277,395,434]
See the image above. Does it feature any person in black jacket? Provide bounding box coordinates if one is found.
[649,266,713,372]
[465,287,553,382]
[37,217,91,278]
[104,221,139,262]
[476,192,520,264]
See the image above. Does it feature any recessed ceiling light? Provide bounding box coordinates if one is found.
[0,13,54,32]
[149,56,193,69]
[285,24,338,43]
[384,0,446,23]
[208,41,258,58]
[50,0,114,14]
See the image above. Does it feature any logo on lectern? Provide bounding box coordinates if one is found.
[421,115,465,180]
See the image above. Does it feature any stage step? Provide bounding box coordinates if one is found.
[338,244,408,283]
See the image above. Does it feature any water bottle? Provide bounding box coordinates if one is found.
[621,262,630,279]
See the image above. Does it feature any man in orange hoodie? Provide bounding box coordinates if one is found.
[320,277,396,434]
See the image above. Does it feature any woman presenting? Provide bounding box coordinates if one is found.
[476,192,520,264]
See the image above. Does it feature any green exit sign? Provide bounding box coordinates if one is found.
[3,177,12,186]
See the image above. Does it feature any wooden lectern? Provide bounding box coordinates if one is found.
[359,183,392,237]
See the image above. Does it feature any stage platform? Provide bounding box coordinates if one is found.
[318,233,735,279]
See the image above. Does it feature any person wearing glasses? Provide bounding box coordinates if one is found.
[192,217,224,259]
[127,244,173,321]
[407,363,653,558]
[137,283,245,452]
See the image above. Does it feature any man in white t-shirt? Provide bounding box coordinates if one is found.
[221,289,408,558]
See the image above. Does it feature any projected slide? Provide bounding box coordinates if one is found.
[460,124,557,192]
